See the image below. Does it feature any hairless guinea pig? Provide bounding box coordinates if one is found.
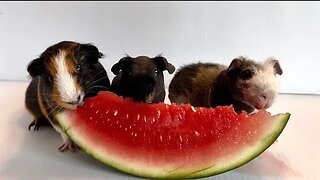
[25,41,110,151]
[111,55,175,103]
[168,56,283,114]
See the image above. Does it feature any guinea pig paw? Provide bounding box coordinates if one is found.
[58,141,79,152]
[28,121,40,131]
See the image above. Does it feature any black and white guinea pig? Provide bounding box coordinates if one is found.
[25,41,110,152]
[168,56,283,114]
[111,55,175,103]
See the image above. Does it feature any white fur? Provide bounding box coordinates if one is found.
[263,59,280,96]
[245,59,280,109]
[55,51,83,105]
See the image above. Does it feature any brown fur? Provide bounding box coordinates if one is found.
[169,57,282,114]
[168,63,225,107]
[25,41,110,151]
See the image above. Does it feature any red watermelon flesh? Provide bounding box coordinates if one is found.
[56,91,290,179]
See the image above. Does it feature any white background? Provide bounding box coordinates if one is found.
[1,1,320,94]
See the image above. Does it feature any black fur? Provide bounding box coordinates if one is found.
[111,55,175,103]
[25,41,110,130]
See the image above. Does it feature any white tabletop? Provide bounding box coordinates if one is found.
[0,81,319,180]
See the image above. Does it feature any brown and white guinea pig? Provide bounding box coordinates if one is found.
[25,41,110,152]
[111,55,175,103]
[168,56,283,114]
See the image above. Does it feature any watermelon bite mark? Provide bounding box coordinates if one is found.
[56,91,290,179]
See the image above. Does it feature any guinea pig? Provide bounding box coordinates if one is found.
[25,41,110,151]
[168,56,283,114]
[111,55,175,103]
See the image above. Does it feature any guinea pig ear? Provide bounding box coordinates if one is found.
[265,58,283,75]
[79,43,104,63]
[227,58,243,76]
[111,56,131,75]
[27,57,45,77]
[154,55,176,74]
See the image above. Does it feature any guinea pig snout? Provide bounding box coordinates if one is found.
[67,93,84,105]
[64,91,85,108]
[254,92,275,109]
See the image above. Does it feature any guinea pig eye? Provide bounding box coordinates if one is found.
[240,69,253,80]
[155,68,159,75]
[127,69,133,76]
[76,64,82,72]
[48,76,53,83]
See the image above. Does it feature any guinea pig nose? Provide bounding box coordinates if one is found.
[77,94,85,106]
[68,95,84,106]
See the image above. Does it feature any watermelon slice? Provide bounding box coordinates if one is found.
[56,91,290,179]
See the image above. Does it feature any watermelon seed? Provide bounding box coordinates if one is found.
[116,121,119,124]
[179,135,183,142]
[126,114,129,119]
[90,117,93,120]
[194,131,200,137]
[168,135,171,140]
[131,132,138,138]
[210,130,214,136]
[95,110,99,114]
[143,116,147,123]
[151,117,156,124]
[160,135,163,142]
[107,118,110,122]
[119,125,122,128]
[90,104,94,108]
[191,106,196,112]
[105,110,109,114]
[157,110,161,118]
[124,128,127,131]
[129,125,132,129]
[114,110,118,116]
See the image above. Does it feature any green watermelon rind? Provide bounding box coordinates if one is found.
[57,112,290,179]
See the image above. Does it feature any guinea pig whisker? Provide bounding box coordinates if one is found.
[25,98,55,102]
[38,93,60,96]
[85,90,96,95]
[78,71,85,85]
[39,95,60,98]
[46,105,58,118]
[85,91,105,97]
[44,104,56,113]
[83,70,109,87]
[85,85,109,91]
[47,105,62,118]
[85,76,109,88]
[57,106,64,113]
[45,103,56,111]
[84,87,109,97]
